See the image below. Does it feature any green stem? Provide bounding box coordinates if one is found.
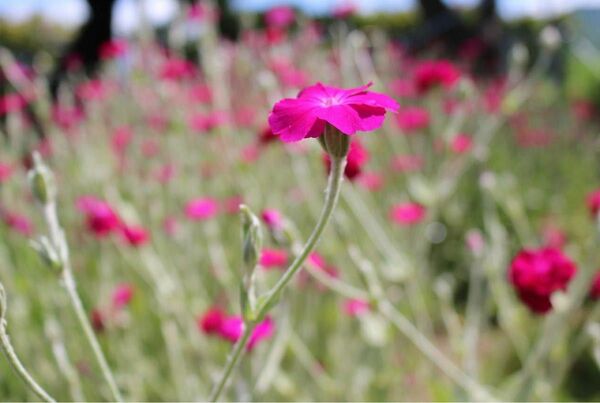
[62,270,124,402]
[208,155,347,402]
[208,325,253,402]
[0,291,56,403]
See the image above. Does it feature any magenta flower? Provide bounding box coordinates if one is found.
[450,133,473,154]
[247,316,275,351]
[0,162,13,183]
[268,82,399,142]
[76,196,121,237]
[185,198,219,221]
[391,154,424,173]
[120,224,149,247]
[264,6,295,28]
[324,139,369,180]
[1,210,33,236]
[261,209,284,230]
[508,247,577,314]
[218,316,244,343]
[259,248,289,269]
[111,283,134,309]
[413,60,460,94]
[343,299,370,317]
[587,189,600,217]
[198,307,227,334]
[396,107,430,133]
[390,202,426,226]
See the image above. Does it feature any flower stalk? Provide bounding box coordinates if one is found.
[208,131,348,402]
[0,282,56,402]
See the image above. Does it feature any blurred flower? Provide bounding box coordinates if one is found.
[450,133,473,154]
[508,247,577,314]
[91,309,106,332]
[258,126,278,145]
[188,84,213,104]
[391,154,424,173]
[343,298,370,316]
[586,189,600,217]
[159,58,196,81]
[99,39,128,60]
[264,6,295,29]
[0,93,28,116]
[247,316,274,351]
[198,307,226,335]
[111,126,134,155]
[261,209,283,231]
[0,163,13,183]
[324,140,369,180]
[357,171,384,192]
[390,202,426,226]
[590,271,600,300]
[333,2,357,19]
[162,216,179,236]
[396,107,430,133]
[390,78,416,98]
[269,82,398,142]
[120,224,149,247]
[1,210,33,236]
[185,198,219,221]
[413,60,460,94]
[76,79,109,101]
[111,283,134,309]
[259,248,289,269]
[76,196,121,237]
[465,229,485,255]
[223,196,243,215]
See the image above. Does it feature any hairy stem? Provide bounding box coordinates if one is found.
[208,155,347,401]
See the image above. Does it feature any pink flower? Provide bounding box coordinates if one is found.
[343,299,370,316]
[162,216,179,236]
[260,248,289,269]
[111,283,134,309]
[219,316,244,343]
[413,60,460,94]
[264,6,295,28]
[268,82,399,142]
[120,225,149,247]
[76,196,121,237]
[198,307,227,334]
[357,172,384,191]
[587,189,600,217]
[223,196,243,215]
[0,93,27,116]
[0,163,13,183]
[111,126,134,155]
[261,209,284,230]
[99,39,128,60]
[185,198,219,220]
[324,139,369,180]
[396,107,430,133]
[450,133,473,154]
[390,202,426,226]
[390,78,417,98]
[159,58,195,81]
[2,210,33,236]
[590,271,600,300]
[76,79,108,101]
[188,84,213,104]
[391,154,424,173]
[247,316,275,351]
[465,230,485,255]
[508,247,577,314]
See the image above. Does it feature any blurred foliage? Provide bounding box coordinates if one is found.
[0,16,75,60]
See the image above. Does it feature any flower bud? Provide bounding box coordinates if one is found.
[30,236,63,273]
[27,152,56,205]
[322,125,350,159]
[240,205,263,273]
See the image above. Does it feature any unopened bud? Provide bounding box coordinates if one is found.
[322,125,350,159]
[240,205,263,273]
[31,236,63,273]
[27,152,55,205]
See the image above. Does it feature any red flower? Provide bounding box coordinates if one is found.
[590,271,600,300]
[324,140,369,180]
[198,307,227,334]
[120,225,149,247]
[413,60,460,94]
[508,247,577,314]
[586,189,600,217]
[76,196,121,237]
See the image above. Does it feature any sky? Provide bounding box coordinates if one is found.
[1,0,600,35]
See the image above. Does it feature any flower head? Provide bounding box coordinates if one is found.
[120,224,149,247]
[76,196,121,237]
[396,107,430,133]
[508,247,577,314]
[259,248,289,269]
[343,299,370,316]
[390,202,426,226]
[413,60,460,94]
[111,283,134,309]
[268,82,398,142]
[185,198,219,221]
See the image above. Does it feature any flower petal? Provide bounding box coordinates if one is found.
[316,104,362,135]
[268,98,319,142]
[351,105,387,131]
